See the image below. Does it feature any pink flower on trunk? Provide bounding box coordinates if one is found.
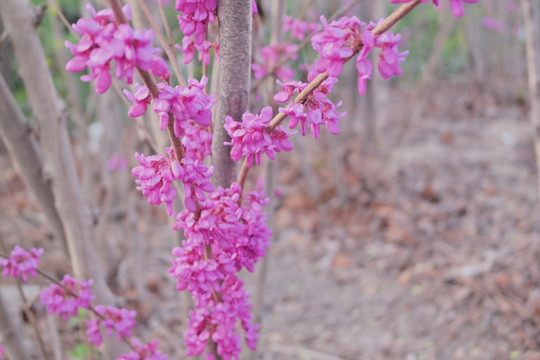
[0,246,43,282]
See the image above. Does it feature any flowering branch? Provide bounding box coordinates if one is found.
[237,0,422,192]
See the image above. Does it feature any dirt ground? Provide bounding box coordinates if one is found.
[2,77,540,360]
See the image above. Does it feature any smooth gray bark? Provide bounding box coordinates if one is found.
[0,292,32,360]
[0,0,117,316]
[212,0,252,188]
[0,74,67,252]
[521,0,540,199]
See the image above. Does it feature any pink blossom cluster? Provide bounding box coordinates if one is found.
[274,77,345,139]
[176,0,217,65]
[132,147,214,214]
[65,4,159,94]
[117,339,168,360]
[169,182,271,358]
[252,43,299,82]
[224,106,293,167]
[283,15,319,41]
[182,125,212,161]
[124,77,215,138]
[311,16,408,95]
[86,306,137,345]
[132,150,182,216]
[0,246,43,282]
[40,275,95,321]
[389,0,479,18]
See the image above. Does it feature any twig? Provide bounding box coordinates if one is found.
[237,0,423,192]
[0,251,136,351]
[136,0,185,86]
[15,279,49,359]
[250,0,358,92]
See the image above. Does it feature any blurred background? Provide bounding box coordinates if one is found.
[1,0,539,359]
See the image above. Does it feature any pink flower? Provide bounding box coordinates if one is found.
[311,16,364,78]
[182,124,212,161]
[178,158,215,212]
[283,16,319,41]
[151,57,171,81]
[274,78,345,139]
[176,0,217,64]
[148,77,215,138]
[65,4,160,94]
[170,181,271,358]
[86,306,136,345]
[376,32,408,79]
[0,246,43,282]
[116,339,168,360]
[132,148,183,216]
[124,83,152,117]
[224,106,293,167]
[482,17,505,33]
[449,0,479,18]
[252,43,298,82]
[107,153,128,171]
[389,0,478,18]
[40,275,95,321]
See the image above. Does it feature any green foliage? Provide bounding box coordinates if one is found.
[68,307,88,326]
[68,343,93,360]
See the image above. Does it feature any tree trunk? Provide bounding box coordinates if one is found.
[520,0,540,199]
[212,0,252,188]
[0,73,67,252]
[0,1,122,354]
[0,292,32,360]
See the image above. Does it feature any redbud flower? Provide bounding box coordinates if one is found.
[170,182,270,359]
[0,246,43,282]
[117,339,168,360]
[141,77,214,138]
[389,0,478,18]
[252,43,298,82]
[311,16,364,78]
[224,106,293,167]
[283,15,319,41]
[40,275,95,321]
[151,57,171,81]
[123,83,151,117]
[65,4,159,94]
[86,306,136,345]
[376,32,409,79]
[182,124,212,161]
[274,78,346,139]
[176,0,217,65]
[132,148,182,216]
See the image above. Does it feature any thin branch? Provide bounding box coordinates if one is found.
[136,0,185,86]
[237,0,422,191]
[250,1,358,92]
[47,0,80,39]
